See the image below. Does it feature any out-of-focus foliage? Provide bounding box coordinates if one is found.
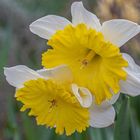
[0,0,140,140]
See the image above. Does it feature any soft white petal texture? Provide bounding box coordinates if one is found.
[120,53,140,96]
[108,92,120,104]
[89,101,115,128]
[101,19,140,47]
[37,65,73,84]
[71,1,101,30]
[4,65,42,88]
[71,84,92,108]
[30,15,71,39]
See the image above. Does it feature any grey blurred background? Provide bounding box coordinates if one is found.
[0,0,140,140]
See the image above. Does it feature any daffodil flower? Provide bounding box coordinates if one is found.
[30,1,140,104]
[4,65,115,135]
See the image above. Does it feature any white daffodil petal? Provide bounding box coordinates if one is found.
[89,101,115,128]
[101,19,140,47]
[120,53,140,96]
[71,84,92,108]
[30,15,71,39]
[71,1,101,30]
[37,65,73,84]
[4,65,42,88]
[108,92,120,104]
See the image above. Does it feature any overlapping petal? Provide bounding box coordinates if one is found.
[89,101,115,128]
[101,19,140,47]
[30,15,71,39]
[71,1,101,30]
[37,65,73,84]
[71,84,92,108]
[108,92,120,105]
[4,65,42,88]
[120,53,140,96]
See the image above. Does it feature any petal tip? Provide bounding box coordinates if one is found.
[71,84,92,108]
[72,1,83,6]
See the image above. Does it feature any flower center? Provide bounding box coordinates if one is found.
[42,24,128,104]
[16,78,89,135]
[81,50,97,68]
[48,99,57,108]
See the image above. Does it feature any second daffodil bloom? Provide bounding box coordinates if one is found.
[4,65,116,135]
[30,1,140,104]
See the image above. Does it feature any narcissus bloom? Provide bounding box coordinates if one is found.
[30,1,140,104]
[4,65,115,135]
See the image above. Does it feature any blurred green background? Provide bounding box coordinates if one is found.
[0,0,140,140]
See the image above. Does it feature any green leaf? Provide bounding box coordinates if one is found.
[129,97,140,140]
[4,95,21,140]
[130,96,140,125]
[89,127,113,140]
[0,26,12,80]
[114,97,130,140]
